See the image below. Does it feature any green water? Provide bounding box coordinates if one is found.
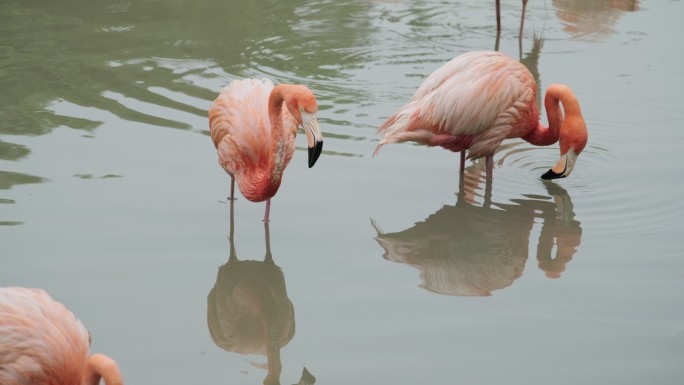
[2,1,683,384]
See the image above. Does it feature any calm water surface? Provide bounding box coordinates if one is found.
[2,0,683,384]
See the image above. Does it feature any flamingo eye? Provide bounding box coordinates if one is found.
[299,106,304,112]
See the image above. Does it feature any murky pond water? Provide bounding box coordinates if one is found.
[2,0,683,384]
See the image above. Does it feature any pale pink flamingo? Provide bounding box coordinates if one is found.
[0,287,123,385]
[496,0,529,38]
[374,50,588,181]
[209,79,323,222]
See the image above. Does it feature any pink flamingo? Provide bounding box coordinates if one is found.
[374,50,588,181]
[209,79,323,222]
[0,287,123,385]
[496,0,529,38]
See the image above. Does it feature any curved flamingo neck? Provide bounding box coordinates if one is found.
[524,84,581,147]
[266,85,295,185]
[267,85,286,130]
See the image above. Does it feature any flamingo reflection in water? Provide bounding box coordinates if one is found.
[207,199,315,385]
[372,163,582,296]
[552,0,640,40]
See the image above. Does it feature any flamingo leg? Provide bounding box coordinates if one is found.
[228,176,236,201]
[263,198,271,223]
[264,220,272,260]
[460,151,466,174]
[495,0,501,32]
[519,0,528,39]
[227,189,237,261]
[484,170,493,209]
[485,154,494,183]
[483,155,494,208]
[495,25,502,51]
[229,189,235,241]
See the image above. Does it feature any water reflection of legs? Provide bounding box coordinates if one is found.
[457,158,492,208]
[209,202,299,385]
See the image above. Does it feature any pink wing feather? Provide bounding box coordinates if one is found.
[0,287,90,385]
[376,51,537,159]
[209,79,297,200]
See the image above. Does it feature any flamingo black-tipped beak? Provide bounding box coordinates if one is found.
[301,111,323,168]
[308,140,323,168]
[541,148,578,180]
[541,169,566,180]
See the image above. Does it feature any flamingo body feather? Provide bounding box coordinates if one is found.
[210,79,297,202]
[375,51,587,180]
[0,287,123,385]
[209,78,323,221]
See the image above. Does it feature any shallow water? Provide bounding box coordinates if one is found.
[2,0,683,384]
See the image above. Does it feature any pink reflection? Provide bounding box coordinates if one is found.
[553,0,640,39]
[373,164,582,296]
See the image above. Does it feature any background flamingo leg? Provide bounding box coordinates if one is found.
[519,0,528,39]
[495,0,501,32]
[485,154,494,183]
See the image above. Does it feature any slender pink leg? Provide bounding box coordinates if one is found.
[460,151,466,174]
[263,198,271,222]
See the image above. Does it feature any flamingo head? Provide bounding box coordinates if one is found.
[541,114,588,180]
[285,86,323,168]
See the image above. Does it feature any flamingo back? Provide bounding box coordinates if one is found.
[376,51,538,159]
[0,287,90,385]
[209,79,298,201]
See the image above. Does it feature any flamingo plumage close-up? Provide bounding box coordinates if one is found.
[0,287,123,385]
[374,50,588,181]
[209,79,324,222]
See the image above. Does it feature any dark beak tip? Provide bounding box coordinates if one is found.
[541,169,566,180]
[308,141,323,168]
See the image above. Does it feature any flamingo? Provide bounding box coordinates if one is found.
[374,50,588,181]
[209,79,323,222]
[0,287,123,385]
[496,0,529,38]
